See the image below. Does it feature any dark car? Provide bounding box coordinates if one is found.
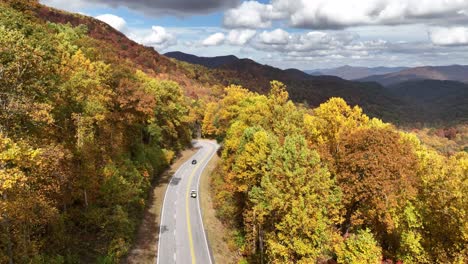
[192,159,197,165]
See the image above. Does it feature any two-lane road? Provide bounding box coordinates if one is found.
[157,140,218,264]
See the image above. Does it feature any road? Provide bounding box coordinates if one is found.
[157,140,218,264]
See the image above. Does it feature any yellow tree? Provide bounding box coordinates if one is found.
[303,98,388,174]
[417,150,468,263]
[252,135,342,263]
[211,85,252,139]
[202,102,219,137]
[0,134,60,263]
[0,25,56,136]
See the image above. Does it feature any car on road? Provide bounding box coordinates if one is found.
[192,159,197,165]
[190,190,197,198]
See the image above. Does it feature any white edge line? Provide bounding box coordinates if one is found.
[195,140,218,264]
[156,143,199,264]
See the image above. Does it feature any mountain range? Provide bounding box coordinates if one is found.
[306,65,408,80]
[165,51,468,124]
[358,65,468,86]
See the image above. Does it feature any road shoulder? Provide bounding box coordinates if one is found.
[200,151,241,264]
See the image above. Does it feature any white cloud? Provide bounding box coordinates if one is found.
[202,32,226,46]
[259,29,290,44]
[223,1,285,28]
[252,29,390,63]
[429,27,468,46]
[95,14,127,32]
[224,0,468,29]
[227,29,256,45]
[131,26,176,50]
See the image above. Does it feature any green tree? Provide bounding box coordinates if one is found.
[335,229,382,264]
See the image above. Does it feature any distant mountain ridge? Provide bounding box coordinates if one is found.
[387,80,468,123]
[164,51,468,124]
[165,51,240,69]
[306,65,407,80]
[359,65,468,86]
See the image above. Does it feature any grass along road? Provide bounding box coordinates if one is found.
[200,150,242,264]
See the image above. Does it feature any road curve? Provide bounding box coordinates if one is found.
[157,140,218,264]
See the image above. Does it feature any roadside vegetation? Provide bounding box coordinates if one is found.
[203,82,468,263]
[0,2,193,262]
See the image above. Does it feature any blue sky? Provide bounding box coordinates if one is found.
[41,0,468,70]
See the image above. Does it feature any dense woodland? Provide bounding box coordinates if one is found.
[0,1,467,263]
[203,82,467,263]
[0,2,193,262]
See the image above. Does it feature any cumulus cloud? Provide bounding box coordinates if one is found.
[202,33,226,46]
[259,29,290,44]
[429,27,468,46]
[95,14,127,31]
[42,0,240,15]
[92,14,176,50]
[132,26,176,50]
[227,29,256,45]
[251,29,389,62]
[223,1,284,28]
[224,0,468,29]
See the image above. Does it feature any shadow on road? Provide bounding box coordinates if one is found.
[170,177,181,186]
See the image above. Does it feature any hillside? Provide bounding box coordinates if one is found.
[388,80,468,123]
[306,65,407,80]
[165,51,239,68]
[30,4,224,102]
[360,65,468,86]
[35,5,175,73]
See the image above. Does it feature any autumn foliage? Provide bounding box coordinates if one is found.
[1,1,467,263]
[204,82,468,263]
[0,3,192,262]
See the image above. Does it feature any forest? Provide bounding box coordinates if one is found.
[0,1,467,263]
[203,82,467,263]
[1,2,193,262]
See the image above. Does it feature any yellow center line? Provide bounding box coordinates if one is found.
[185,142,213,264]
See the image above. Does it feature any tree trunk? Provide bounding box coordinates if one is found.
[84,189,88,208]
[259,224,264,264]
[3,193,14,264]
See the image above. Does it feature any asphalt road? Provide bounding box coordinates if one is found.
[157,140,218,264]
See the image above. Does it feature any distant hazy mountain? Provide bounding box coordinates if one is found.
[359,65,468,86]
[165,51,239,68]
[306,65,407,80]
